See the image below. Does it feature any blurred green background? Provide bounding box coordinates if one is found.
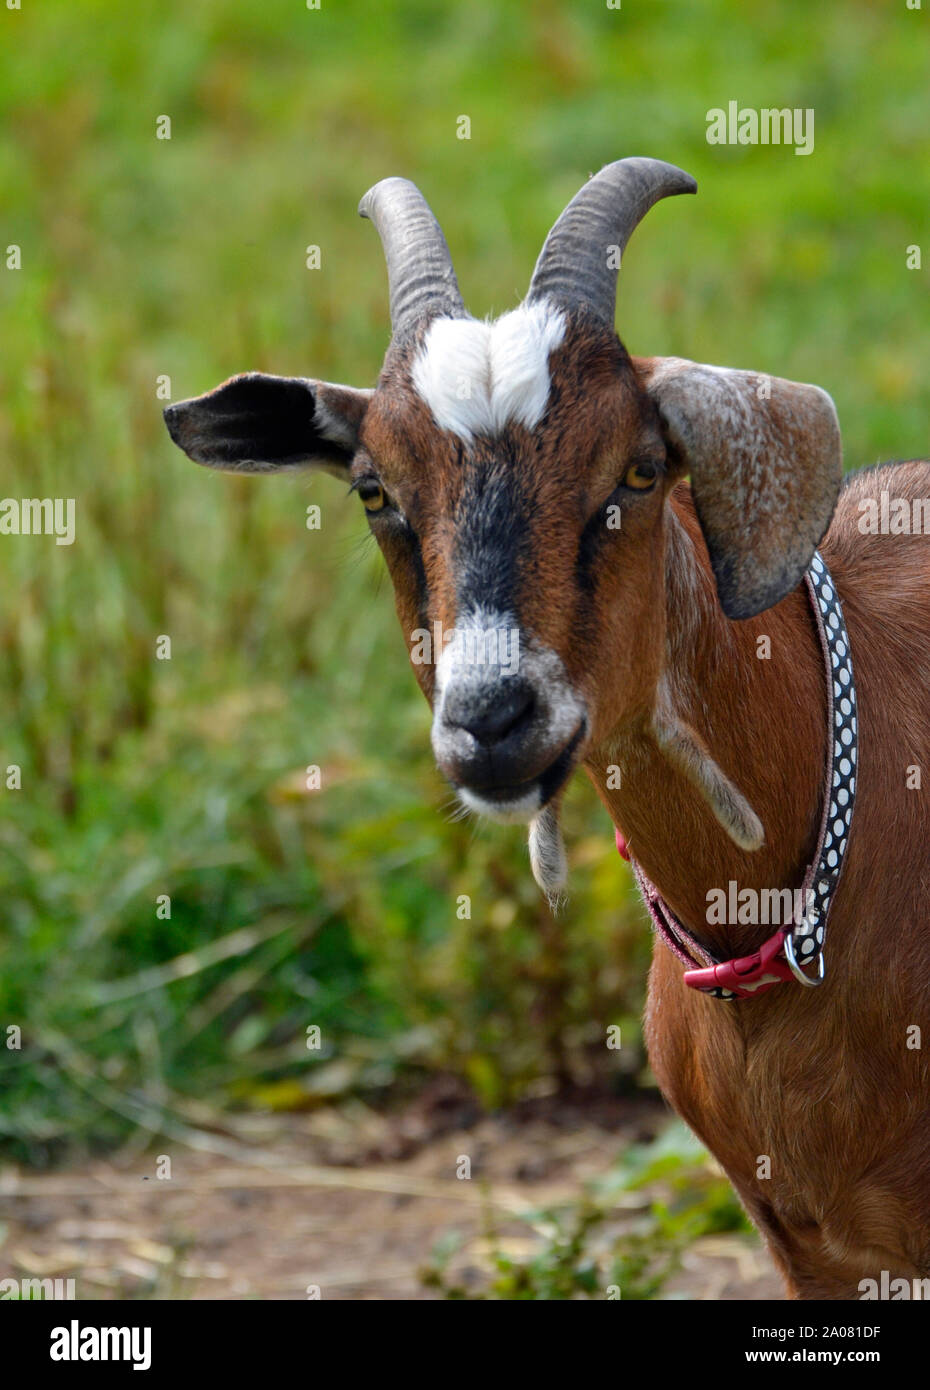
[0,0,927,1163]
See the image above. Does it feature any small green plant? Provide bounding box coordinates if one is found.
[421,1120,751,1300]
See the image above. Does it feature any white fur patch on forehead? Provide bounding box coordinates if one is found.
[411,301,566,442]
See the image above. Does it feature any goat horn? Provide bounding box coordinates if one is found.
[526,158,697,325]
[359,177,467,339]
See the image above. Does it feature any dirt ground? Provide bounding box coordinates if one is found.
[0,1086,781,1300]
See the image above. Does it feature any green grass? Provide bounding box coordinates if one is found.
[0,0,928,1161]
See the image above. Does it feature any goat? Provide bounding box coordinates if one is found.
[164,159,930,1300]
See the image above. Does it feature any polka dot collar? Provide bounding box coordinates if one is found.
[620,550,857,1001]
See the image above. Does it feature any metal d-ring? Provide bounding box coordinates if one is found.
[783,934,826,987]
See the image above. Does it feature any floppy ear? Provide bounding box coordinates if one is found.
[163,373,373,479]
[634,357,842,619]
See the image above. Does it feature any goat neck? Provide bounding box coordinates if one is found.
[587,483,828,962]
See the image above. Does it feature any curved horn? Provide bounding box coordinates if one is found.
[526,158,697,325]
[359,177,467,339]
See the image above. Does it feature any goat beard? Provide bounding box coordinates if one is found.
[529,801,568,907]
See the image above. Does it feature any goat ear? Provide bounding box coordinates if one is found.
[163,373,373,479]
[634,357,842,619]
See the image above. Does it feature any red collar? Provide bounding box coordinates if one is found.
[614,553,857,1002]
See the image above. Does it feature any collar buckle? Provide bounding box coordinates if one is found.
[683,926,795,999]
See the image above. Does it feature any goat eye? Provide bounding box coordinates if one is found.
[621,460,659,491]
[358,480,387,512]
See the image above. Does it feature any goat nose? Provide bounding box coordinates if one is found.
[444,683,536,746]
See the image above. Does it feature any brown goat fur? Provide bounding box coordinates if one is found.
[630,466,930,1298]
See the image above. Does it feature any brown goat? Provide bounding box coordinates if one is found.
[164,160,930,1299]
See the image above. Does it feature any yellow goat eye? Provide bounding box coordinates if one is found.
[622,460,659,491]
[358,481,386,512]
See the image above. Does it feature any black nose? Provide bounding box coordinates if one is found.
[443,681,536,746]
